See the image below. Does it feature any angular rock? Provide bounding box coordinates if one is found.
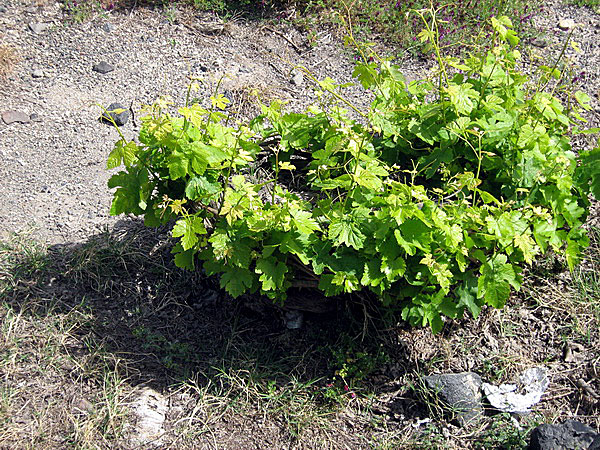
[291,69,304,86]
[31,69,44,78]
[2,111,31,125]
[559,19,576,31]
[100,102,130,126]
[284,310,304,329]
[0,6,7,13]
[92,61,115,74]
[529,420,600,450]
[29,22,51,34]
[483,367,549,414]
[129,387,167,447]
[103,22,115,33]
[423,372,483,427]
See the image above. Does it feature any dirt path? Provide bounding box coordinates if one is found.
[0,0,385,243]
[1,0,599,244]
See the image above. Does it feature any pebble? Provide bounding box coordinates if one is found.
[92,61,115,74]
[531,38,548,48]
[32,69,44,78]
[284,310,304,329]
[0,6,7,13]
[100,102,130,126]
[102,22,115,33]
[2,111,31,125]
[28,22,51,34]
[291,69,304,86]
[558,19,576,31]
[29,113,41,122]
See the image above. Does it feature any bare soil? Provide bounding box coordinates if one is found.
[0,0,599,448]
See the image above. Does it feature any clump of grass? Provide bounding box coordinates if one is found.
[302,0,541,52]
[0,44,20,80]
[566,0,599,13]
[0,232,49,297]
[62,0,119,23]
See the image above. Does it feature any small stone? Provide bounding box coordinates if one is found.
[92,61,115,74]
[558,19,576,31]
[423,372,483,427]
[291,69,304,86]
[529,420,600,450]
[531,38,548,48]
[29,22,51,34]
[73,398,95,414]
[100,102,130,126]
[194,62,208,73]
[0,6,7,13]
[284,310,304,329]
[102,22,115,32]
[2,111,31,125]
[29,113,41,122]
[32,69,44,78]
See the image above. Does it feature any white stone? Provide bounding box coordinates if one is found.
[482,367,549,413]
[558,19,576,31]
[129,387,168,447]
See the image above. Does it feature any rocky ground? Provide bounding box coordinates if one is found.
[1,0,599,242]
[0,0,409,244]
[1,0,600,448]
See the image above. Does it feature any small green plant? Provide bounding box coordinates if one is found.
[305,0,540,51]
[62,0,115,22]
[106,13,599,332]
[476,412,543,449]
[565,0,600,13]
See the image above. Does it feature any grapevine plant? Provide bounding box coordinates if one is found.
[107,16,600,332]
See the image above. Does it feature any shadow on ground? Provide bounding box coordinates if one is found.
[3,219,598,447]
[0,219,427,447]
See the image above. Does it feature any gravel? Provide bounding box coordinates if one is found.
[0,0,598,245]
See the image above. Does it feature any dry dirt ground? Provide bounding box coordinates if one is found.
[0,0,600,448]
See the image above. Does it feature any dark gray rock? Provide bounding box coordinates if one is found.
[102,22,115,33]
[529,420,600,450]
[2,111,31,125]
[28,22,50,34]
[284,310,304,329]
[0,6,7,13]
[92,61,115,74]
[29,113,41,122]
[100,103,130,126]
[423,372,483,427]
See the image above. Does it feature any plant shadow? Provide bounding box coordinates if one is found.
[0,219,426,438]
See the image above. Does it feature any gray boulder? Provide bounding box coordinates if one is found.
[423,372,483,427]
[529,420,600,450]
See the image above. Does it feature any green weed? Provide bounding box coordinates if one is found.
[304,0,541,52]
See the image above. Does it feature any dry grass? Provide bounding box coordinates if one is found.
[0,44,19,80]
[0,223,598,449]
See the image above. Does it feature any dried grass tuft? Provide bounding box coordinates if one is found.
[0,44,20,79]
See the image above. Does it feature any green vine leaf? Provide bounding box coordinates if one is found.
[220,267,254,297]
[255,256,288,291]
[478,254,521,308]
[329,217,366,250]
